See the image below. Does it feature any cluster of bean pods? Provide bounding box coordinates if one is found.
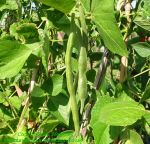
[65,4,88,134]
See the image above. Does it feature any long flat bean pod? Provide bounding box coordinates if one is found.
[77,3,88,114]
[77,46,87,114]
[65,31,80,135]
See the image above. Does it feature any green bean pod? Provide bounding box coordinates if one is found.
[65,32,80,135]
[77,46,87,114]
[65,32,75,95]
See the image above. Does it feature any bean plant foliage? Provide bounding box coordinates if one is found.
[0,0,150,143]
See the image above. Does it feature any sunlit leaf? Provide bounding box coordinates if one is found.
[89,0,128,56]
[0,40,32,79]
[91,96,114,144]
[91,122,112,144]
[31,86,46,97]
[0,0,17,11]
[91,96,145,126]
[140,81,150,102]
[123,130,144,144]
[132,42,150,57]
[38,29,50,75]
[47,93,70,125]
[100,102,144,126]
[38,119,59,134]
[143,110,150,125]
[10,22,39,43]
[134,19,150,31]
[37,0,76,13]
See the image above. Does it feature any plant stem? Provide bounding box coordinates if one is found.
[16,0,22,20]
[16,96,29,132]
[29,0,33,18]
[131,69,150,79]
[7,122,15,134]
[79,2,88,49]
[0,84,18,118]
[120,0,131,83]
[16,61,39,132]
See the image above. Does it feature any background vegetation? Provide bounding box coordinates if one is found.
[0,0,150,143]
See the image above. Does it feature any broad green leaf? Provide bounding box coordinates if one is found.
[91,97,122,144]
[91,122,112,144]
[0,40,32,79]
[3,127,29,143]
[109,126,123,140]
[16,23,38,38]
[98,101,145,126]
[56,15,71,34]
[42,74,63,96]
[26,54,40,68]
[43,10,71,34]
[91,95,145,126]
[52,133,82,144]
[55,130,74,141]
[0,32,14,41]
[81,0,91,12]
[37,119,59,135]
[123,130,144,144]
[134,0,150,31]
[25,42,41,57]
[91,96,114,144]
[0,91,5,103]
[132,42,150,57]
[0,0,17,11]
[116,91,135,102]
[0,0,6,6]
[26,41,49,73]
[68,135,83,144]
[0,120,7,129]
[0,135,16,144]
[91,95,114,123]
[9,96,22,110]
[90,0,127,56]
[38,29,50,75]
[37,0,76,13]
[10,23,39,43]
[140,81,150,102]
[51,74,63,96]
[134,18,150,31]
[47,93,70,125]
[86,69,96,83]
[31,97,46,110]
[143,110,150,125]
[31,86,46,97]
[15,128,29,143]
[141,0,150,21]
[0,106,13,121]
